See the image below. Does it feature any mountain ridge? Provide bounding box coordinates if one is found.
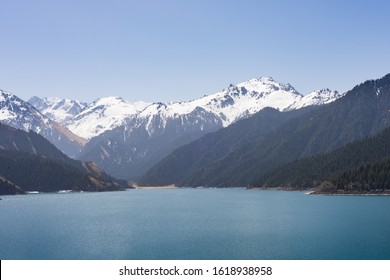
[1,90,86,157]
[140,73,390,187]
[69,77,341,179]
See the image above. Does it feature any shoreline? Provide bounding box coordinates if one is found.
[309,192,390,196]
[247,187,390,196]
[133,184,176,189]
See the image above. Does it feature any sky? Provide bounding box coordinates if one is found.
[1,0,390,103]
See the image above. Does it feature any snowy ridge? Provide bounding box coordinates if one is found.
[1,89,86,157]
[66,77,342,140]
[67,96,150,139]
[1,90,51,131]
[28,96,87,124]
[288,88,342,109]
[65,78,339,140]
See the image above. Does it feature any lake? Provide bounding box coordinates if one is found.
[0,188,390,259]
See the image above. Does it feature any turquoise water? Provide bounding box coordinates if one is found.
[0,189,390,260]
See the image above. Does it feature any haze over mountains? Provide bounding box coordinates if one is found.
[4,73,390,194]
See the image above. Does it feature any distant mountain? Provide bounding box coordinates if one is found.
[0,89,86,157]
[288,88,343,109]
[0,123,128,195]
[140,73,390,187]
[28,96,87,124]
[66,97,151,140]
[65,77,340,140]
[74,77,340,179]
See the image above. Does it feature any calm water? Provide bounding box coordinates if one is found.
[0,189,390,260]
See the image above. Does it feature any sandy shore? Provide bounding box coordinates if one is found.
[133,184,176,189]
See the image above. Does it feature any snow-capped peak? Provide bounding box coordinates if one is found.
[31,76,344,142]
[136,77,304,129]
[306,88,342,104]
[63,77,343,140]
[1,89,86,157]
[237,77,299,95]
[1,90,50,129]
[287,88,343,110]
[67,96,151,139]
[28,96,87,124]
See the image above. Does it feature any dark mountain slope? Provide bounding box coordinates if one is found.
[0,176,24,195]
[0,123,128,194]
[328,158,390,193]
[252,126,390,189]
[0,123,78,167]
[0,149,125,193]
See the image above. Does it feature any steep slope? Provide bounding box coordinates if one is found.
[0,123,128,194]
[141,73,390,187]
[0,123,75,166]
[0,149,126,193]
[28,96,87,124]
[77,77,340,179]
[252,126,390,189]
[0,176,24,195]
[1,90,86,157]
[78,105,223,179]
[140,106,316,186]
[327,158,390,193]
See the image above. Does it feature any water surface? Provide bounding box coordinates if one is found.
[1,189,389,259]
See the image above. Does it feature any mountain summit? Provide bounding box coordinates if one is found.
[28,96,87,124]
[66,77,341,140]
[1,89,86,157]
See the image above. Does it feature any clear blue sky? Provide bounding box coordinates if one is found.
[1,0,389,103]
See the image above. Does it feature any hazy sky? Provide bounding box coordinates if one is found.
[1,0,389,103]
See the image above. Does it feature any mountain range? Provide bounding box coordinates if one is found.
[0,77,342,181]
[28,96,87,125]
[50,77,342,179]
[6,74,387,193]
[140,73,390,188]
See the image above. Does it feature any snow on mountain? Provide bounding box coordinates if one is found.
[0,76,344,179]
[68,77,307,140]
[75,77,343,179]
[288,88,343,110]
[1,90,50,131]
[60,76,343,143]
[130,77,338,133]
[28,96,87,124]
[0,89,86,157]
[67,96,150,140]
